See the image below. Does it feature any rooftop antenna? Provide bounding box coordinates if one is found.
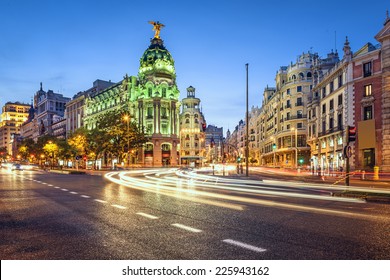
[335,31,337,53]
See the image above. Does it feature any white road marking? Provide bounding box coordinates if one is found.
[81,195,90,198]
[112,204,126,209]
[136,212,159,219]
[47,184,53,186]
[171,223,202,233]
[61,188,68,191]
[41,182,47,185]
[54,186,60,189]
[94,199,107,204]
[70,191,78,194]
[222,239,267,253]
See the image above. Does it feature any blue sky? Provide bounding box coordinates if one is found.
[0,0,388,134]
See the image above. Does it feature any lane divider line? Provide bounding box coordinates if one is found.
[94,199,108,204]
[54,187,60,189]
[81,195,90,198]
[70,191,78,194]
[136,212,159,219]
[112,204,126,209]
[171,223,202,233]
[61,188,69,191]
[222,239,267,253]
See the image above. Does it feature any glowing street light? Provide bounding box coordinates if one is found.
[123,115,130,166]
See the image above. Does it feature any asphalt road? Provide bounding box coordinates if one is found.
[1,168,389,260]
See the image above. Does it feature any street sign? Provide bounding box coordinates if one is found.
[344,145,352,158]
[348,126,356,143]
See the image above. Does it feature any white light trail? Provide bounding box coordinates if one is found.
[104,170,389,221]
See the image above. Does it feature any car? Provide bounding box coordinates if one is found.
[11,164,23,171]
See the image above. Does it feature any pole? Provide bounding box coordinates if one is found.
[345,126,350,186]
[127,119,130,166]
[245,63,249,177]
[295,128,298,169]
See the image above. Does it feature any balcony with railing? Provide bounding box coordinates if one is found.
[318,125,344,137]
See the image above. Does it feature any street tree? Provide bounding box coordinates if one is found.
[95,109,147,165]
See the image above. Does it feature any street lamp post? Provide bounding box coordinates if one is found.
[123,115,130,167]
[291,127,298,169]
[245,63,249,177]
[271,136,276,167]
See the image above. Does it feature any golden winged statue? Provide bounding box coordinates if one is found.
[148,21,165,39]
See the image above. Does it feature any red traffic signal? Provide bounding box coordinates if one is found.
[202,123,206,132]
[348,126,356,143]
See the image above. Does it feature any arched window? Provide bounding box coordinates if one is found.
[299,72,304,80]
[292,74,296,80]
[307,72,312,78]
[162,144,171,151]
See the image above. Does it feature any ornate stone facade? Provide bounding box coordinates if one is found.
[375,13,390,172]
[179,86,206,166]
[84,28,180,166]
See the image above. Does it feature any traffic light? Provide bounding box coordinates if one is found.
[202,123,206,132]
[237,156,241,163]
[83,155,87,161]
[348,126,356,143]
[272,143,276,150]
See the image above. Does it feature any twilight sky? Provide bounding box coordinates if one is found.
[0,0,388,134]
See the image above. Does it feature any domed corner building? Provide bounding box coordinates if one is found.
[84,22,180,167]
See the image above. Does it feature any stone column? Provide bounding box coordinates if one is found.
[157,100,161,134]
[153,100,157,134]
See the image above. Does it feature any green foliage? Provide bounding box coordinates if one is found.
[89,109,147,163]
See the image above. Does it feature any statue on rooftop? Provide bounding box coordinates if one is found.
[148,21,165,39]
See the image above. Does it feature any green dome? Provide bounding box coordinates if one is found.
[138,38,176,83]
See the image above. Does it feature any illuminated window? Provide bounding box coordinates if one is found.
[364,84,372,96]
